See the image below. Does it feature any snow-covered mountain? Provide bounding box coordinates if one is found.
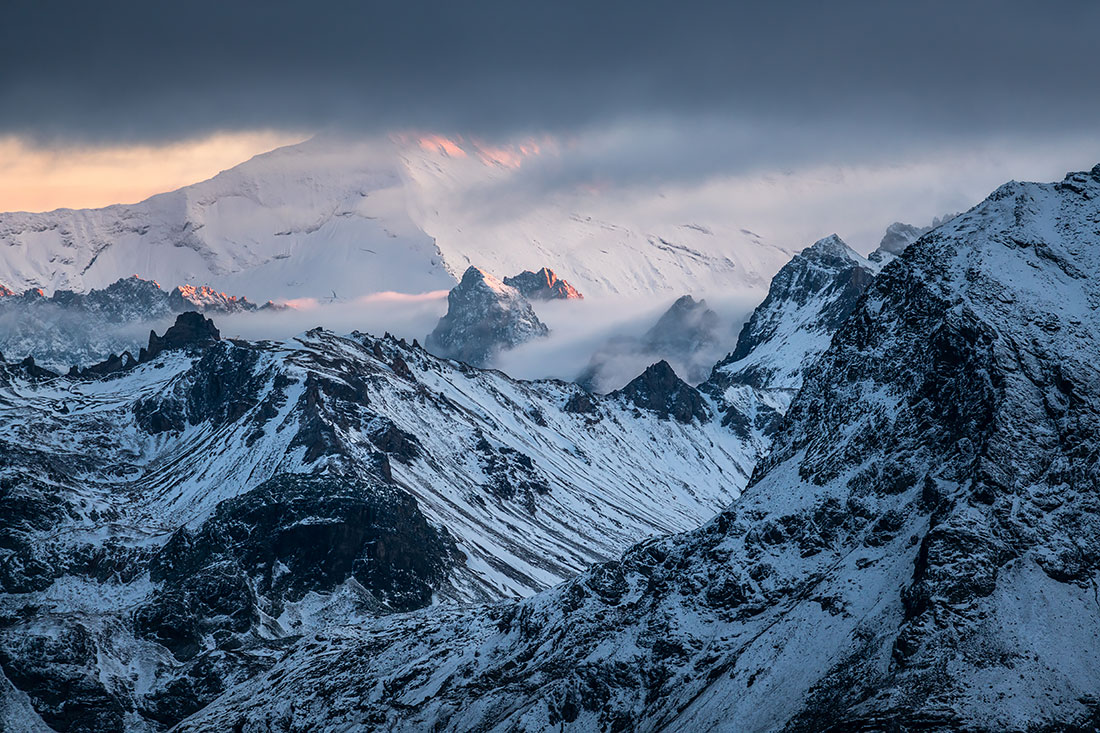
[172,165,1100,731]
[702,234,878,436]
[424,266,550,367]
[0,275,275,371]
[0,310,759,731]
[0,136,795,302]
[0,139,452,302]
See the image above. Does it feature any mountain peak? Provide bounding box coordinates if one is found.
[425,267,548,367]
[503,267,583,300]
[703,230,878,419]
[613,360,709,424]
[141,312,221,362]
[643,295,719,361]
[806,233,856,259]
[876,222,930,255]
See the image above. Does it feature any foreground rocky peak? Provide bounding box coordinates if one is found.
[503,267,583,300]
[141,311,221,361]
[178,164,1100,732]
[425,266,549,367]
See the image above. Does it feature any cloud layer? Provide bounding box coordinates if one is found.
[4,1,1100,146]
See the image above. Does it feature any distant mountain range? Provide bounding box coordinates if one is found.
[0,276,274,371]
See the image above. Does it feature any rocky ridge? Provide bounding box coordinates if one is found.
[502,267,583,300]
[0,275,275,372]
[0,305,760,731]
[701,234,879,441]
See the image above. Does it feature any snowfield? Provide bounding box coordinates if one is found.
[0,136,795,303]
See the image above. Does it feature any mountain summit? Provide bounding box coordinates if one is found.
[425,267,549,367]
[502,267,583,300]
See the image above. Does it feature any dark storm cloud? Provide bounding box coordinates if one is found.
[3,0,1100,145]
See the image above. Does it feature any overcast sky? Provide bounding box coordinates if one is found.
[2,0,1099,236]
[5,0,1100,142]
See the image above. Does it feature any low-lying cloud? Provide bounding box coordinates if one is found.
[216,291,451,345]
[493,293,760,390]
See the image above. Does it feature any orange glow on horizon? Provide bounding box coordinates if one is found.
[0,131,307,213]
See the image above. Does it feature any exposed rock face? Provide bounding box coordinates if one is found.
[425,266,549,367]
[612,360,710,424]
[137,472,461,652]
[502,267,583,300]
[140,311,221,362]
[702,234,877,436]
[177,165,1100,732]
[166,284,270,313]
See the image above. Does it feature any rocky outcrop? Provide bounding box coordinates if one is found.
[701,234,877,435]
[425,266,549,367]
[138,472,461,645]
[167,284,271,313]
[140,312,220,362]
[612,360,710,424]
[503,267,583,300]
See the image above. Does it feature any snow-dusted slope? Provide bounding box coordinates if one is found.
[0,317,757,730]
[399,139,794,297]
[701,233,878,440]
[0,136,795,301]
[179,165,1100,732]
[0,139,452,302]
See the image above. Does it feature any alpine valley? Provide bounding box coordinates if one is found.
[2,160,1099,733]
